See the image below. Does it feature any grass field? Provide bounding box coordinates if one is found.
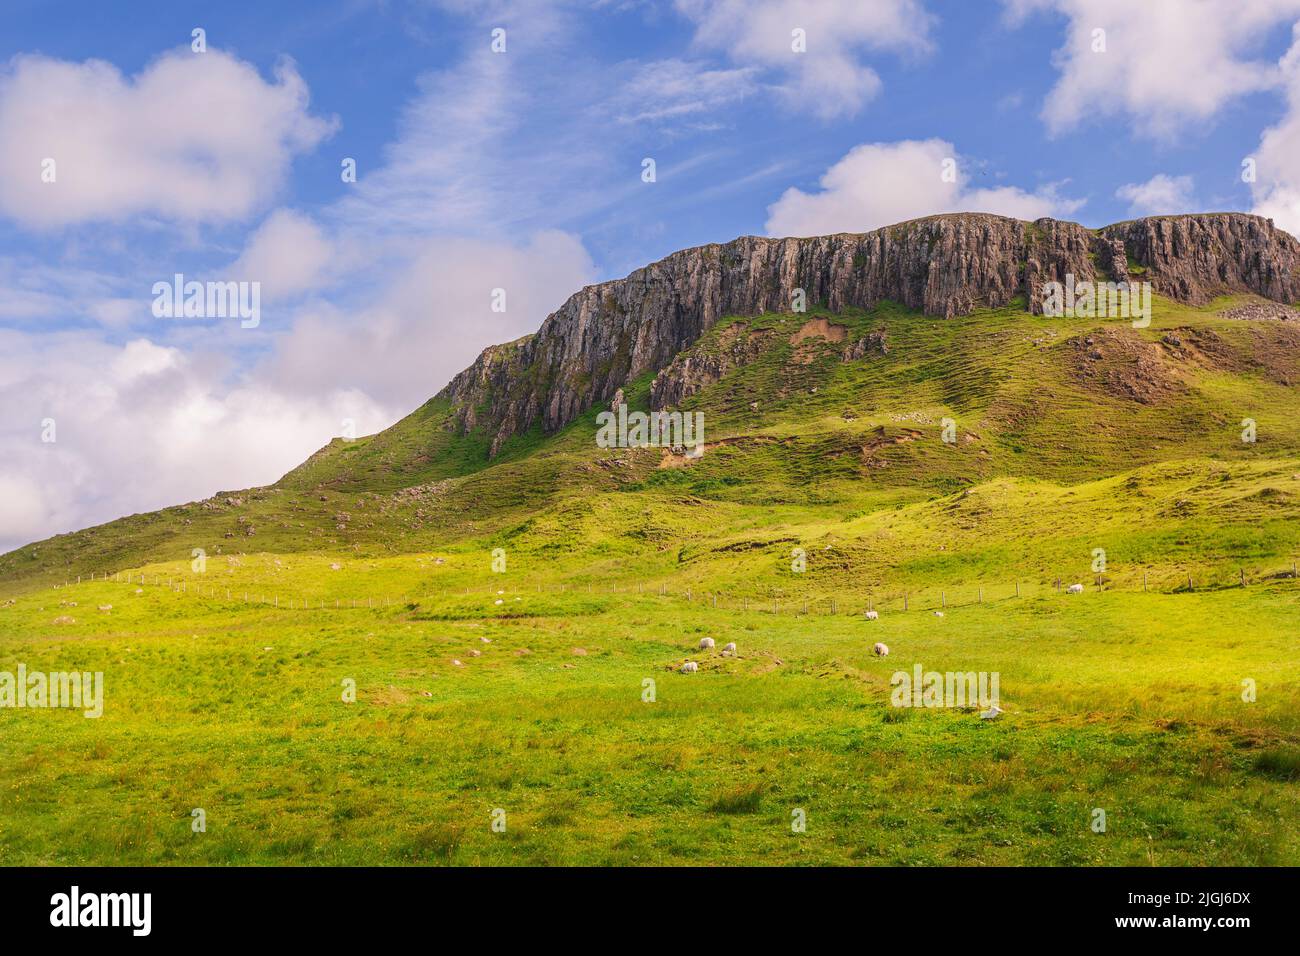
[3,295,1299,865]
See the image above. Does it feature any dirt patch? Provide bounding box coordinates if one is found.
[789,318,849,365]
[1160,324,1300,386]
[1067,328,1185,404]
[860,426,924,469]
[790,317,848,344]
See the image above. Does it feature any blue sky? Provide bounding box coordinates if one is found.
[4,0,1300,551]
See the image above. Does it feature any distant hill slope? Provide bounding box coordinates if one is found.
[2,213,1299,595]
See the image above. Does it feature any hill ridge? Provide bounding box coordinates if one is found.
[439,212,1300,456]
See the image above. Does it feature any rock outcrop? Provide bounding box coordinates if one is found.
[437,212,1300,456]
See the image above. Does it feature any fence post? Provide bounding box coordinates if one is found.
[903,593,909,611]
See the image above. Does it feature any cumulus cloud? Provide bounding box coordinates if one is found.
[1002,0,1300,137]
[0,49,335,228]
[675,0,934,119]
[1116,174,1197,216]
[0,329,394,554]
[262,231,595,409]
[765,139,1084,237]
[1251,25,1300,235]
[229,209,337,302]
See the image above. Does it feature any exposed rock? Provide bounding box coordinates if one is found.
[1101,215,1300,305]
[842,330,889,361]
[438,212,1300,455]
[649,324,773,409]
[1220,300,1300,322]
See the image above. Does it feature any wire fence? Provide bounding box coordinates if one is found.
[39,560,1300,619]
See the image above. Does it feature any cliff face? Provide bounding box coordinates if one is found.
[438,212,1300,455]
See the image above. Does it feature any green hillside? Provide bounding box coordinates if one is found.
[2,292,1299,865]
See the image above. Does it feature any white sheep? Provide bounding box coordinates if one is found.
[1066,583,1084,594]
[698,637,715,650]
[864,610,879,620]
[934,610,945,618]
[873,642,889,657]
[680,661,699,673]
[722,641,737,655]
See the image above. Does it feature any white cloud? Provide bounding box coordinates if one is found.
[675,0,934,119]
[0,329,394,554]
[0,49,335,228]
[1003,0,1300,137]
[261,231,595,409]
[229,209,336,302]
[1251,25,1300,235]
[765,139,1084,237]
[1116,173,1196,216]
[611,59,758,126]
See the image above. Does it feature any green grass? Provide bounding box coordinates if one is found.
[1,572,1297,865]
[2,293,1299,865]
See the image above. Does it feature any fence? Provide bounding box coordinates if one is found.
[41,560,1300,619]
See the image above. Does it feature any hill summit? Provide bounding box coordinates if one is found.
[440,213,1300,456]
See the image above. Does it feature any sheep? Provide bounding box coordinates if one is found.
[698,637,715,650]
[722,641,737,655]
[97,604,112,611]
[864,610,879,621]
[873,642,889,657]
[933,610,945,617]
[1066,583,1084,594]
[680,661,699,673]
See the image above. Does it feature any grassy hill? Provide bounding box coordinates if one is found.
[2,292,1299,865]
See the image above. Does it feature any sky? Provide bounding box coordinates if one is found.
[4,0,1300,553]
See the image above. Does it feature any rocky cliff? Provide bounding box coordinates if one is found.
[438,212,1300,455]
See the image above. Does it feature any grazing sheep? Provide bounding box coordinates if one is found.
[1066,583,1084,594]
[864,610,879,620]
[98,604,112,611]
[494,599,504,605]
[934,610,945,617]
[873,642,889,657]
[699,637,715,650]
[722,641,737,655]
[680,661,699,673]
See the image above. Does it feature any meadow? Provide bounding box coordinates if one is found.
[3,295,1299,865]
[1,550,1297,866]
